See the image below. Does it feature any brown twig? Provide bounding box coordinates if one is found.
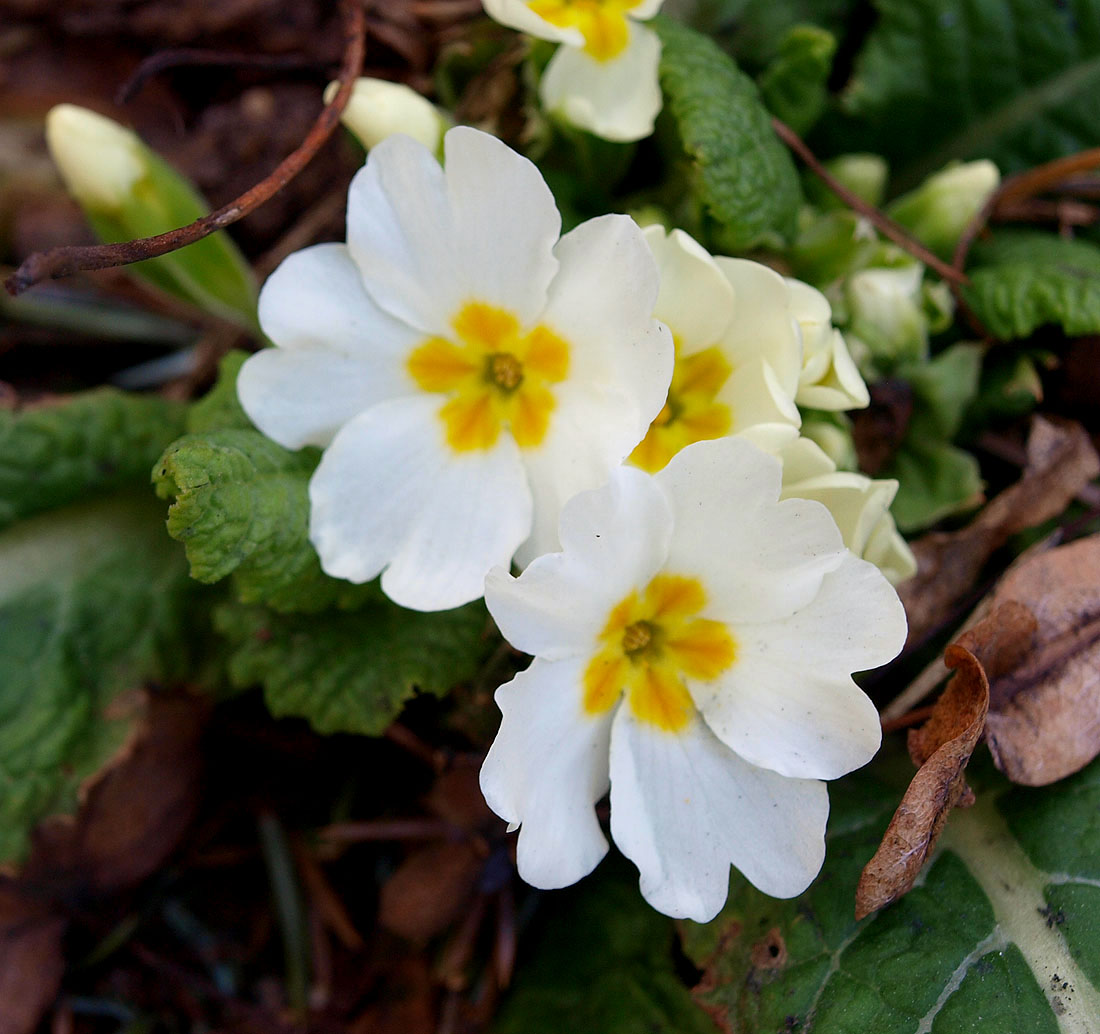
[770,117,968,286]
[880,705,935,735]
[4,0,365,298]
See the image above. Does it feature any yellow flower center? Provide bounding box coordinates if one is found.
[407,301,570,453]
[528,0,643,61]
[628,342,733,473]
[583,574,737,733]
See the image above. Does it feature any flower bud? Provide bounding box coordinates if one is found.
[325,78,450,154]
[44,103,258,330]
[844,264,927,368]
[887,160,1000,259]
[800,413,858,471]
[813,153,888,209]
[46,104,145,213]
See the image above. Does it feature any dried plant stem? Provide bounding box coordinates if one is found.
[4,0,365,298]
[770,117,968,286]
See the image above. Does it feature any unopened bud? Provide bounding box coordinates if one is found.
[845,264,927,367]
[887,160,1000,258]
[325,78,450,154]
[46,104,145,213]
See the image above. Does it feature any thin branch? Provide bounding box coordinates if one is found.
[770,117,968,286]
[4,0,365,298]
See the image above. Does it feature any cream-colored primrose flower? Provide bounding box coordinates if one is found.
[629,226,802,472]
[324,78,450,154]
[481,437,907,921]
[238,127,672,612]
[482,0,663,142]
[777,437,916,585]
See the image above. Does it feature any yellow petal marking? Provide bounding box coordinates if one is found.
[628,344,733,474]
[528,0,635,61]
[406,300,571,453]
[581,573,737,732]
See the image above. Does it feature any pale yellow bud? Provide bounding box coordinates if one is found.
[45,104,146,213]
[324,78,450,153]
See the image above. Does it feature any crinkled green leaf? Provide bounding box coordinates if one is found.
[903,341,983,442]
[153,428,370,613]
[0,494,196,867]
[0,388,185,531]
[680,748,1100,1033]
[963,231,1100,341]
[758,24,837,135]
[492,862,716,1034]
[834,0,1100,185]
[214,599,490,736]
[654,15,802,250]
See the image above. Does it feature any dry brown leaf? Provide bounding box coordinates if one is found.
[899,416,1099,646]
[379,840,484,944]
[0,890,65,1034]
[855,644,989,919]
[981,535,1100,784]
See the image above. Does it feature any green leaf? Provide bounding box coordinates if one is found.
[654,15,803,250]
[886,437,984,531]
[758,24,837,135]
[86,147,259,332]
[0,389,185,531]
[154,428,371,613]
[681,748,1100,1033]
[834,0,1100,186]
[492,862,716,1034]
[214,599,491,736]
[881,342,984,531]
[0,494,196,866]
[962,231,1100,341]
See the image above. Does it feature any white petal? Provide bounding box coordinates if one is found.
[486,465,672,658]
[628,0,665,18]
[539,24,663,143]
[655,438,846,624]
[609,709,828,920]
[692,556,904,779]
[257,242,420,358]
[776,436,836,484]
[541,214,672,433]
[481,656,613,889]
[442,126,561,327]
[347,128,560,333]
[796,329,871,411]
[517,381,661,565]
[714,257,803,399]
[781,471,896,558]
[644,226,735,349]
[481,0,583,45]
[722,357,801,434]
[308,395,531,610]
[237,348,409,450]
[346,134,457,333]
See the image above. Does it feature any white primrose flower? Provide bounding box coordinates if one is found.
[629,226,802,472]
[629,227,870,473]
[481,437,907,921]
[238,127,672,611]
[482,0,664,142]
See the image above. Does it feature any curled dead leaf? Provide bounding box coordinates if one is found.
[981,536,1100,785]
[899,416,1099,646]
[856,644,989,920]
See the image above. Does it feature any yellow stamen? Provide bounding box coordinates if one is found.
[407,301,570,453]
[582,573,737,732]
[628,345,734,474]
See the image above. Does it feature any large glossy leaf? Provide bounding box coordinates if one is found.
[681,748,1100,1032]
[831,0,1100,187]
